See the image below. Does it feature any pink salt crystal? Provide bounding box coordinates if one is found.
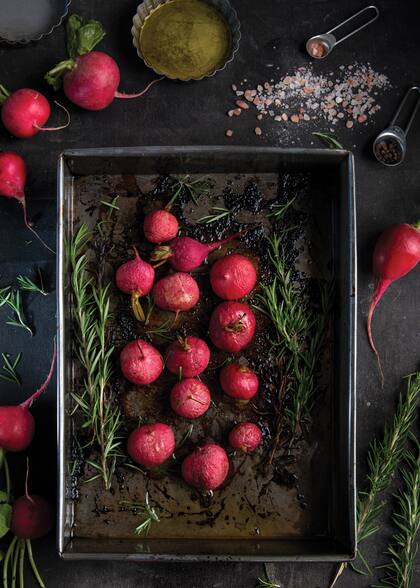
[227,110,235,117]
[236,100,249,110]
[346,120,354,129]
[357,114,367,123]
[233,108,242,116]
[281,113,288,121]
[274,115,282,121]
[244,90,254,101]
[232,84,237,92]
[291,115,300,123]
[257,114,263,120]
[225,129,233,137]
[254,127,262,135]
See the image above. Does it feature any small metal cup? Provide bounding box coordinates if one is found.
[373,87,420,166]
[306,5,379,59]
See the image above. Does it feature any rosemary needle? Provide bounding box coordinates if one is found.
[120,492,160,535]
[0,352,21,385]
[0,287,33,335]
[17,268,48,296]
[312,131,344,149]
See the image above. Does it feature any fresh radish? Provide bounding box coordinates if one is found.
[0,151,54,252]
[0,86,70,138]
[220,363,259,401]
[127,423,175,468]
[151,233,240,272]
[144,209,179,244]
[210,254,257,300]
[153,272,200,316]
[0,344,56,452]
[228,422,262,454]
[367,223,420,362]
[120,339,163,385]
[115,247,155,321]
[170,378,211,419]
[45,14,162,111]
[11,495,53,539]
[182,443,229,491]
[166,336,210,377]
[209,302,256,352]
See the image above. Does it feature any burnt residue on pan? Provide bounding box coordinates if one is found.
[69,171,333,541]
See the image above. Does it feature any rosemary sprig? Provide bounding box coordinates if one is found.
[329,373,420,587]
[100,197,120,211]
[0,353,21,385]
[255,234,332,437]
[198,206,232,224]
[256,564,281,588]
[178,424,194,448]
[312,131,344,149]
[67,224,122,490]
[121,492,160,535]
[145,318,173,341]
[373,434,420,588]
[268,195,297,219]
[0,287,33,335]
[17,268,48,296]
[168,174,210,208]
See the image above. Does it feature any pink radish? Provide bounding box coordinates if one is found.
[0,344,56,452]
[45,15,162,111]
[115,247,155,321]
[166,336,210,377]
[210,254,257,300]
[220,363,259,401]
[120,339,163,385]
[367,223,420,364]
[228,422,262,454]
[170,378,211,419]
[144,209,179,244]
[151,234,240,272]
[0,86,70,138]
[209,302,256,352]
[182,443,229,491]
[11,495,53,539]
[127,423,175,468]
[0,151,54,252]
[153,272,200,317]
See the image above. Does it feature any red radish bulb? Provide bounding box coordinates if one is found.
[209,302,256,352]
[182,443,229,491]
[11,495,53,539]
[367,223,420,358]
[0,87,69,138]
[0,151,53,252]
[170,378,211,419]
[144,209,179,243]
[220,363,259,401]
[127,423,175,468]
[120,339,163,385]
[166,336,210,377]
[151,233,240,271]
[0,344,56,452]
[210,254,257,300]
[228,422,262,454]
[115,247,155,321]
[47,51,162,111]
[153,272,200,316]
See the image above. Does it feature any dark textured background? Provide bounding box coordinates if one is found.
[0,0,419,586]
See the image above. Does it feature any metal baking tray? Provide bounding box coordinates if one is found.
[57,146,356,561]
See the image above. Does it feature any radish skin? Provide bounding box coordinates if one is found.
[115,247,155,321]
[229,422,262,454]
[166,336,210,377]
[120,339,164,385]
[209,302,256,352]
[182,443,229,491]
[11,495,53,539]
[153,272,200,317]
[143,209,179,244]
[127,423,175,468]
[210,254,257,300]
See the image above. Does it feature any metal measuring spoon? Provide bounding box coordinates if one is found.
[306,5,379,59]
[373,87,420,166]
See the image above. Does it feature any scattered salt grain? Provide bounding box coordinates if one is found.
[226,129,233,137]
[254,126,262,135]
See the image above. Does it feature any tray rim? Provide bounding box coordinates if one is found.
[56,145,357,562]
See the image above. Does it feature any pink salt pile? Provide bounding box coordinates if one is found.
[225,63,391,137]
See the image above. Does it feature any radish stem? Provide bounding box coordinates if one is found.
[114,77,163,99]
[26,540,45,587]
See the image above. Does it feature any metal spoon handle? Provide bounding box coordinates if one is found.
[327,5,379,46]
[390,86,420,135]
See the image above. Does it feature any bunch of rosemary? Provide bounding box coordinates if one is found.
[255,233,332,444]
[67,223,122,490]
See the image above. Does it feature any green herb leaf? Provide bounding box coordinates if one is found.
[66,14,106,58]
[44,59,75,91]
[0,85,10,106]
[0,503,11,539]
[313,132,343,149]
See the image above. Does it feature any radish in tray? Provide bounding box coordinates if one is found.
[209,302,256,352]
[166,336,210,378]
[153,272,200,316]
[170,378,211,419]
[0,343,56,453]
[367,222,420,373]
[45,14,162,111]
[151,234,240,271]
[0,151,54,252]
[115,247,155,321]
[228,422,262,454]
[0,86,70,138]
[127,423,175,468]
[182,443,229,491]
[143,209,179,244]
[210,254,257,300]
[220,363,259,401]
[120,339,164,385]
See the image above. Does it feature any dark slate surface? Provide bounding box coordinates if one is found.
[0,0,419,586]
